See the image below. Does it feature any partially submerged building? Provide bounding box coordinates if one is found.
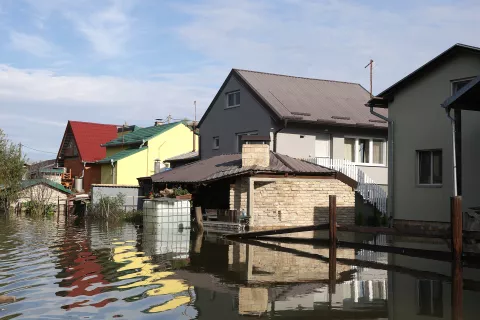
[140,137,357,229]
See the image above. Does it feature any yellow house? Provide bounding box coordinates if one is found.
[98,122,198,185]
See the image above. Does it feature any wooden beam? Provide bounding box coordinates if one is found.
[337,224,450,239]
[225,223,330,239]
[451,196,463,261]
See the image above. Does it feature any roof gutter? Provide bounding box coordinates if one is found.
[367,99,394,219]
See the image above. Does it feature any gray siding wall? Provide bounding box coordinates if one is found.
[461,110,480,211]
[199,76,276,159]
[388,52,480,222]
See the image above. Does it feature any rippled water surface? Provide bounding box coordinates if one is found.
[1,214,479,319]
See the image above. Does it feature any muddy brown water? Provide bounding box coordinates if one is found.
[0,214,478,319]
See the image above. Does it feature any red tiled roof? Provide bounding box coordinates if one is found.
[69,121,118,162]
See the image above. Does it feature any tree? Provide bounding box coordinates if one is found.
[0,129,26,213]
[24,183,55,216]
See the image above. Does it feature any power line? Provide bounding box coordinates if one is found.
[21,144,57,155]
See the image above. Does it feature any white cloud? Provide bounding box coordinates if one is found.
[9,31,55,57]
[176,0,480,93]
[67,1,133,58]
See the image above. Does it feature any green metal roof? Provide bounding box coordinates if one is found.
[103,122,183,147]
[21,179,73,194]
[97,147,146,164]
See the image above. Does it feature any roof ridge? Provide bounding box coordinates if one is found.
[234,68,362,86]
[69,120,119,127]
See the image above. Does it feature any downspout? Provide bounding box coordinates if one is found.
[445,108,458,197]
[110,159,116,184]
[81,161,86,178]
[273,119,287,152]
[369,104,394,219]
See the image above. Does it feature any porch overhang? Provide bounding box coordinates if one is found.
[442,75,480,111]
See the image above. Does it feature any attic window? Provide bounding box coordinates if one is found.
[300,135,305,138]
[226,91,240,108]
[213,136,220,150]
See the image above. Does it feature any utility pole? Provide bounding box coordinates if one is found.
[167,114,172,124]
[364,59,374,97]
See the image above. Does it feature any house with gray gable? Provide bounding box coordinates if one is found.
[198,69,389,214]
[368,43,480,229]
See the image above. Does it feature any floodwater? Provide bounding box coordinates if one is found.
[0,215,478,320]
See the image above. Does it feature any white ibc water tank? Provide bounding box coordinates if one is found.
[74,177,84,192]
[143,198,191,231]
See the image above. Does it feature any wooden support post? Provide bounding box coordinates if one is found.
[329,242,337,295]
[329,195,337,244]
[451,196,463,261]
[195,207,204,231]
[452,258,463,320]
[194,230,204,253]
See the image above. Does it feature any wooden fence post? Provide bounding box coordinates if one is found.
[451,196,463,261]
[329,195,337,244]
[195,207,204,232]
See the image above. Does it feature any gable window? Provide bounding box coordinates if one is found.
[226,91,240,108]
[452,78,475,94]
[213,136,220,150]
[344,137,386,165]
[417,150,442,185]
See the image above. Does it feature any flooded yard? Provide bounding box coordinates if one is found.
[0,215,478,319]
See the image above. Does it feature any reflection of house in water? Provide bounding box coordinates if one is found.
[388,238,480,320]
[189,236,389,318]
[111,225,194,314]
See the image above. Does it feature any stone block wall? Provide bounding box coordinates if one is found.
[251,178,355,229]
[229,178,248,212]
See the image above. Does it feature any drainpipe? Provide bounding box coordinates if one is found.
[110,159,116,184]
[369,104,394,219]
[273,120,287,152]
[81,161,86,178]
[445,108,458,197]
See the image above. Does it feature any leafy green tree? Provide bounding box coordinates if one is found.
[0,129,26,213]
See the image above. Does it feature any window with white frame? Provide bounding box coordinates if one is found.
[344,137,386,165]
[213,136,220,149]
[226,91,240,108]
[417,150,442,185]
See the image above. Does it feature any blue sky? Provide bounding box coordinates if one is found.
[0,0,479,161]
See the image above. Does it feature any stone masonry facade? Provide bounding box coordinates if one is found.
[230,176,355,229]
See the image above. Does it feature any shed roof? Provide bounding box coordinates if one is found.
[164,151,199,162]
[147,152,336,184]
[199,69,387,128]
[21,179,73,194]
[97,147,146,164]
[103,122,183,147]
[67,121,119,162]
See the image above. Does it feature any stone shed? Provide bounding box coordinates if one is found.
[143,136,356,230]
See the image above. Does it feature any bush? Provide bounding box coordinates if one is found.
[88,192,126,219]
[23,200,55,216]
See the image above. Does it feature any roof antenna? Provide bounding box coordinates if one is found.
[365,59,374,97]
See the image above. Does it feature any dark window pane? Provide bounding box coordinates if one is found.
[432,150,442,184]
[453,79,472,93]
[418,151,431,184]
[228,93,234,107]
[358,139,369,163]
[235,91,240,105]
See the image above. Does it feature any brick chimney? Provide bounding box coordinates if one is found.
[241,136,271,167]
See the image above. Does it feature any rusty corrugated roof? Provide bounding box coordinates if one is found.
[234,69,388,128]
[150,152,334,184]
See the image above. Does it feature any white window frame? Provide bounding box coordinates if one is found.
[344,136,387,166]
[225,90,240,109]
[417,149,442,187]
[236,131,258,152]
[213,136,220,150]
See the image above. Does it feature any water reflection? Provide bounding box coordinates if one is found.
[0,215,478,319]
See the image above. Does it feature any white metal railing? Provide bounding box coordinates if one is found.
[304,157,387,215]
